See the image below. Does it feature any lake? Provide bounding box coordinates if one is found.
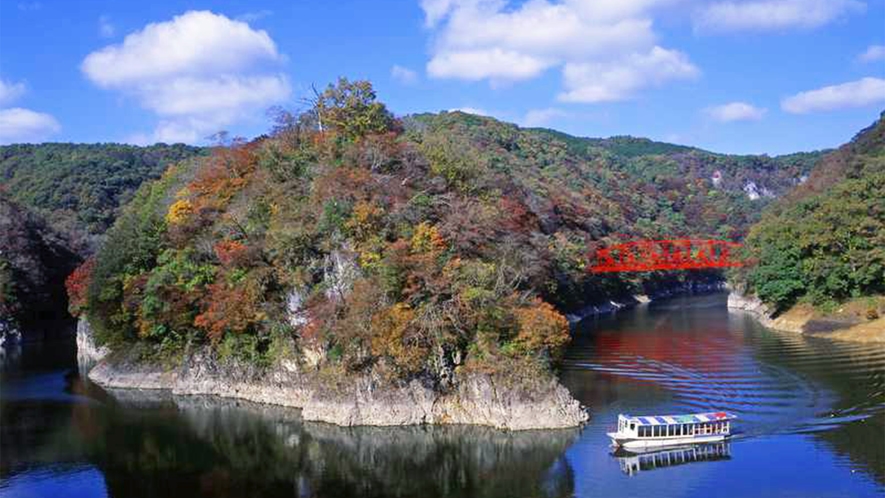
[1,293,883,497]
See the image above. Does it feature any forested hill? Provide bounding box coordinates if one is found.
[733,112,885,311]
[0,143,204,239]
[0,143,204,339]
[71,79,824,389]
[408,111,822,227]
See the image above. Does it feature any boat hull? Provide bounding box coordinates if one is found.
[607,433,728,451]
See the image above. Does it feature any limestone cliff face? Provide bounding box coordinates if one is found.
[726,290,804,333]
[77,317,110,367]
[87,345,588,431]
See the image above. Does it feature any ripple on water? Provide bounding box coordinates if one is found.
[561,307,885,440]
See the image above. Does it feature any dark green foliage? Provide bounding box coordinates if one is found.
[0,143,204,236]
[736,113,885,312]
[86,162,197,344]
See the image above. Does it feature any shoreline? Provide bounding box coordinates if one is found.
[726,291,884,343]
[82,321,588,431]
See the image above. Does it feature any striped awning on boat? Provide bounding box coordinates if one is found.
[624,412,736,426]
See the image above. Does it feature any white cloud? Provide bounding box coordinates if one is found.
[421,0,694,102]
[81,10,290,144]
[694,0,864,32]
[858,45,885,63]
[449,107,493,117]
[99,15,116,38]
[0,108,60,144]
[522,108,569,127]
[781,77,885,113]
[137,75,290,116]
[559,46,699,103]
[704,102,767,122]
[391,65,419,85]
[0,79,26,106]
[428,48,554,82]
[82,11,281,87]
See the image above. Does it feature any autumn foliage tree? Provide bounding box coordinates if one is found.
[65,258,94,317]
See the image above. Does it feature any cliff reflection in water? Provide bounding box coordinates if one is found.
[60,387,579,498]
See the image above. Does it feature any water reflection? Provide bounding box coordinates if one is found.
[4,296,885,498]
[614,443,732,476]
[1,375,581,498]
[562,293,885,487]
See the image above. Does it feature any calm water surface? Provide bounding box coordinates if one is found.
[2,293,883,497]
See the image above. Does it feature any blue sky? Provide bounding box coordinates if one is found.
[0,0,883,154]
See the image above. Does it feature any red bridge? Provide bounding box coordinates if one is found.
[589,239,744,273]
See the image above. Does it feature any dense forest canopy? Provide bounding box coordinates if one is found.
[69,78,824,386]
[732,113,885,312]
[0,143,204,239]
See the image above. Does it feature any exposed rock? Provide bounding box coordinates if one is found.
[76,317,109,368]
[0,318,22,348]
[87,347,588,431]
[743,181,761,200]
[565,298,637,323]
[0,318,22,369]
[323,245,359,302]
[285,288,308,327]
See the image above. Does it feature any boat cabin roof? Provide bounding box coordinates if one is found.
[620,412,736,426]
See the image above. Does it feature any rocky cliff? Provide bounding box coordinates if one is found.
[85,336,588,431]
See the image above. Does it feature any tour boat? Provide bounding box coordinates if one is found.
[607,411,736,451]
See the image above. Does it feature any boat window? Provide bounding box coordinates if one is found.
[630,423,636,431]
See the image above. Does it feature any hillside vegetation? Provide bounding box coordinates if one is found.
[71,79,822,386]
[0,143,203,238]
[733,113,885,312]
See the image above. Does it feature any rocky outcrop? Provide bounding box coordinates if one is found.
[87,347,588,431]
[727,290,808,332]
[726,291,781,329]
[0,318,22,348]
[77,317,110,368]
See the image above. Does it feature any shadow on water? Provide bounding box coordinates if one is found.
[1,358,580,498]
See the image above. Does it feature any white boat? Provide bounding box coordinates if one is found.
[607,411,736,451]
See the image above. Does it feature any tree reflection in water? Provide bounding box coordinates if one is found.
[3,384,580,498]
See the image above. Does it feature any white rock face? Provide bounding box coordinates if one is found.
[88,346,589,431]
[0,318,21,348]
[726,290,778,329]
[324,246,359,302]
[77,317,110,368]
[743,181,761,200]
[286,289,308,327]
